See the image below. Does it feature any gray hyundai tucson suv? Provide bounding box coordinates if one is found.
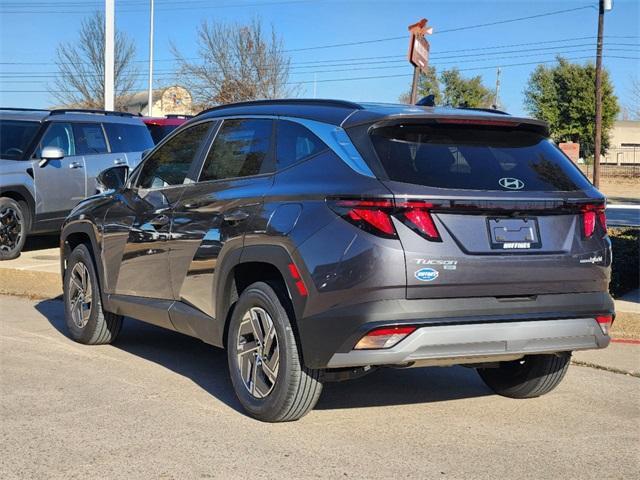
[59,99,613,422]
[0,108,154,259]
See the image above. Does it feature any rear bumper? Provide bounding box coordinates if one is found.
[326,317,610,368]
[298,291,614,368]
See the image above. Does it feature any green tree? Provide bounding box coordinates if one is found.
[439,68,493,108]
[524,57,619,158]
[398,66,441,104]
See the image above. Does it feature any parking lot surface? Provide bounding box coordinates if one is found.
[1,294,639,479]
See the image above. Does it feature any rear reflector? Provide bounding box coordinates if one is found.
[595,315,613,335]
[355,326,417,350]
[287,263,308,297]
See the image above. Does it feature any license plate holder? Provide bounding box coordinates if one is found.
[487,217,541,250]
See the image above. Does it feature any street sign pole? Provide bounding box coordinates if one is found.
[147,0,155,116]
[407,19,433,105]
[104,0,115,111]
[410,67,420,105]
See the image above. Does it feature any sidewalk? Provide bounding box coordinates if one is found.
[573,342,640,377]
[0,247,61,299]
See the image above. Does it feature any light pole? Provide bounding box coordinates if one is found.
[147,0,155,116]
[104,0,115,110]
[593,0,613,188]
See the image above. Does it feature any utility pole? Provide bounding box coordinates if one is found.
[104,0,115,111]
[147,0,155,116]
[594,0,613,188]
[493,67,501,109]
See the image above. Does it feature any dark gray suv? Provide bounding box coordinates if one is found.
[59,100,613,422]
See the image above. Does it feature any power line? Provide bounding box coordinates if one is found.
[283,5,597,52]
[3,54,636,93]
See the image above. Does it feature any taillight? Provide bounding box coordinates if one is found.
[595,314,613,335]
[327,198,441,241]
[327,199,396,238]
[397,201,441,241]
[355,326,417,349]
[582,204,607,238]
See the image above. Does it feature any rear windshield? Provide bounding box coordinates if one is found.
[369,123,592,191]
[0,120,40,160]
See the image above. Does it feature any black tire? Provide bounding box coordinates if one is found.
[63,244,123,345]
[477,353,571,399]
[227,281,323,422]
[0,197,27,260]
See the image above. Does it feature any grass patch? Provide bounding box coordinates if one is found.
[609,227,639,299]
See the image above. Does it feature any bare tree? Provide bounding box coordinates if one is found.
[628,76,640,120]
[51,12,138,109]
[172,18,296,109]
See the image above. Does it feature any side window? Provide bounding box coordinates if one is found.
[40,122,75,156]
[73,123,108,155]
[199,119,273,182]
[136,122,212,189]
[276,120,328,170]
[103,123,154,153]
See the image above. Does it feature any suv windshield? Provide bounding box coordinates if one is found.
[0,120,41,160]
[369,123,592,191]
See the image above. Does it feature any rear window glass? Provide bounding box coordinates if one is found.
[369,124,592,191]
[72,123,108,155]
[104,123,154,153]
[146,124,179,144]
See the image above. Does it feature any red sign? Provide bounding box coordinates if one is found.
[407,19,433,74]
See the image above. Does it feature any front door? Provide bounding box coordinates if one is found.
[32,121,86,221]
[102,121,215,299]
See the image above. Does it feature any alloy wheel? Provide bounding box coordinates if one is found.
[68,262,93,329]
[0,205,23,254]
[236,306,280,398]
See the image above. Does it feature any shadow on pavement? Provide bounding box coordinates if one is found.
[35,298,491,413]
[23,234,59,252]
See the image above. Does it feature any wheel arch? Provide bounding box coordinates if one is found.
[215,244,308,350]
[60,221,105,304]
[1,186,35,230]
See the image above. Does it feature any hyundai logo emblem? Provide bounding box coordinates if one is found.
[499,177,525,190]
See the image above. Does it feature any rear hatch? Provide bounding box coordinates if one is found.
[351,116,610,299]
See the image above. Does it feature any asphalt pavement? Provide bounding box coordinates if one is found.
[1,294,639,480]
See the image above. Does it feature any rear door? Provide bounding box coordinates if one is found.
[72,122,112,197]
[32,121,86,218]
[363,120,610,299]
[168,118,275,316]
[103,121,155,171]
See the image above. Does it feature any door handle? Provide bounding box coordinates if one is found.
[223,211,250,223]
[149,214,170,228]
[114,158,126,165]
[69,162,83,169]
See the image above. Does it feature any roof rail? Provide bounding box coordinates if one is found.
[196,98,363,117]
[454,106,510,115]
[49,108,137,117]
[0,107,49,112]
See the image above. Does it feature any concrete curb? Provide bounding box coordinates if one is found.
[0,267,61,299]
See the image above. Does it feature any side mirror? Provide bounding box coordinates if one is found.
[96,165,130,194]
[38,146,65,167]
